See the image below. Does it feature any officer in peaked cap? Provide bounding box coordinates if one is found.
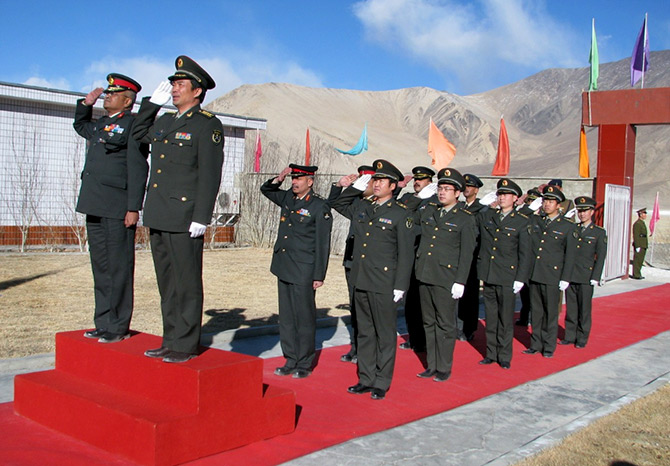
[476,178,531,369]
[412,166,476,381]
[396,165,437,353]
[332,158,415,399]
[261,163,332,379]
[458,173,486,341]
[132,56,224,363]
[75,72,149,344]
[328,164,377,364]
[632,206,649,279]
[524,184,577,358]
[560,196,607,349]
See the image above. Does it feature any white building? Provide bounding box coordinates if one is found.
[0,81,265,248]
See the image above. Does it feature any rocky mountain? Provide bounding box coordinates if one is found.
[208,51,670,204]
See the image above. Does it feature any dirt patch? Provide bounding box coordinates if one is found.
[0,248,350,358]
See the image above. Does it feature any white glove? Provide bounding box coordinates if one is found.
[393,289,405,303]
[513,281,524,294]
[451,283,465,300]
[352,174,372,191]
[150,80,172,106]
[635,247,641,253]
[559,280,570,291]
[480,191,497,206]
[590,280,599,286]
[564,207,577,218]
[189,222,207,238]
[529,197,543,211]
[418,183,438,199]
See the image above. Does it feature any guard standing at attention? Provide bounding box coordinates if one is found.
[516,187,542,327]
[261,164,332,379]
[75,73,149,343]
[524,185,576,358]
[413,168,476,382]
[458,173,487,341]
[560,196,607,348]
[132,56,224,363]
[333,160,415,400]
[397,166,436,352]
[477,179,531,369]
[631,207,649,279]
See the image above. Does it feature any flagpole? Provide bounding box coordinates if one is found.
[641,13,647,89]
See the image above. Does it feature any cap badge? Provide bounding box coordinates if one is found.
[548,187,554,192]
[445,169,451,176]
[580,197,585,203]
[502,180,508,186]
[376,161,383,169]
[177,58,184,68]
[108,76,114,85]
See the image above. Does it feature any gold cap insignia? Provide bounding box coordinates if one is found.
[548,187,554,192]
[376,161,383,169]
[177,58,184,68]
[580,197,585,203]
[445,169,451,176]
[108,76,114,84]
[502,180,508,186]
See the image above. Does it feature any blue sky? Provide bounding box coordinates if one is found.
[2,0,668,100]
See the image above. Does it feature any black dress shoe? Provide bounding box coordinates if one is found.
[499,361,511,369]
[417,369,436,378]
[479,357,494,365]
[163,351,196,363]
[575,343,586,349]
[558,339,572,345]
[144,347,170,358]
[83,328,106,339]
[347,383,372,394]
[371,388,386,400]
[274,366,296,376]
[98,332,130,344]
[433,371,451,382]
[399,341,412,350]
[542,352,554,358]
[466,334,475,342]
[292,369,312,379]
[340,352,357,363]
[522,348,539,354]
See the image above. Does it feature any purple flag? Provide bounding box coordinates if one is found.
[631,15,650,87]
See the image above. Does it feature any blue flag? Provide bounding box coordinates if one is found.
[336,124,368,156]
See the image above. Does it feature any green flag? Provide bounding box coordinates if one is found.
[588,18,599,91]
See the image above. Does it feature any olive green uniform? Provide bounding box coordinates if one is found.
[632,218,648,278]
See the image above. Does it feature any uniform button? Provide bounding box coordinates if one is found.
[152,183,158,188]
[164,139,168,143]
[492,247,497,251]
[283,236,288,239]
[447,264,452,268]
[494,238,498,241]
[363,243,367,247]
[540,239,545,243]
[160,154,165,158]
[435,227,438,231]
[543,232,547,235]
[536,255,541,259]
[361,254,365,258]
[496,228,500,232]
[553,266,558,270]
[369,222,373,226]
[179,143,183,146]
[181,197,187,201]
[577,245,581,248]
[432,235,436,239]
[157,169,162,173]
[430,244,434,248]
[538,247,543,251]
[384,267,388,271]
[491,256,495,259]
[366,232,370,236]
[382,227,386,230]
[427,252,432,256]
[282,248,285,252]
[511,265,515,269]
[288,224,292,227]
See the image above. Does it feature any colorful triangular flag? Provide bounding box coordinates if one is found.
[491,117,510,176]
[427,118,456,170]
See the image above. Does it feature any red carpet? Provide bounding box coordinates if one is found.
[2,284,669,465]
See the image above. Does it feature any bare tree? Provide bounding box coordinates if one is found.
[4,117,44,252]
[59,135,87,251]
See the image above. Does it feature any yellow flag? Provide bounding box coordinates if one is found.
[579,126,590,178]
[428,119,456,170]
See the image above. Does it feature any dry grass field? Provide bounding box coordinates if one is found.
[0,248,350,358]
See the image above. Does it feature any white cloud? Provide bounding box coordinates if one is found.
[353,0,582,93]
[23,76,71,90]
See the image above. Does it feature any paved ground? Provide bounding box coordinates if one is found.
[1,269,668,465]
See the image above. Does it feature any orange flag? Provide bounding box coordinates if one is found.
[305,128,311,165]
[427,119,456,170]
[491,117,510,176]
[579,126,590,177]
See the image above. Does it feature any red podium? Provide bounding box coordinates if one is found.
[13,331,296,465]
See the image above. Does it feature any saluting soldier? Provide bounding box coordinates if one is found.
[458,173,486,341]
[132,56,224,363]
[75,74,149,343]
[560,196,607,348]
[413,168,476,382]
[631,207,649,279]
[477,179,531,369]
[333,160,415,400]
[329,165,375,364]
[396,166,436,353]
[262,164,332,379]
[523,185,577,358]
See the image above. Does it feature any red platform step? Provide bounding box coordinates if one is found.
[14,331,296,466]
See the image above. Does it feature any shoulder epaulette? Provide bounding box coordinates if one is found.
[395,201,408,209]
[199,109,215,119]
[517,212,529,219]
[164,111,176,116]
[460,208,472,215]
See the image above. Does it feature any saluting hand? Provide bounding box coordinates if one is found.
[352,174,371,191]
[275,167,292,183]
[84,87,104,106]
[337,174,357,187]
[150,80,172,106]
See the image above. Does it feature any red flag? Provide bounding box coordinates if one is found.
[650,191,661,235]
[491,117,510,176]
[253,129,262,173]
[427,118,456,170]
[305,128,311,165]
